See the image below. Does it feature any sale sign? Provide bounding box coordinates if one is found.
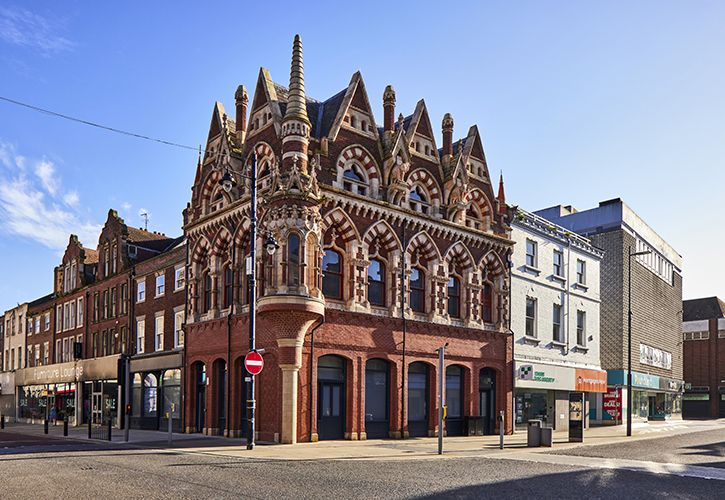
[602,387,621,422]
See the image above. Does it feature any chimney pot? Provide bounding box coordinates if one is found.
[442,113,454,157]
[383,85,396,132]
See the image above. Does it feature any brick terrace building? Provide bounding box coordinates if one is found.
[13,210,184,428]
[130,238,186,432]
[537,199,684,422]
[682,297,725,418]
[183,35,515,443]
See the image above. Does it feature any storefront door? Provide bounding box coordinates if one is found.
[317,355,345,440]
[445,365,464,436]
[408,362,429,437]
[479,369,496,434]
[364,359,389,439]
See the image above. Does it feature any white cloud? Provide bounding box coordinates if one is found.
[34,159,58,194]
[0,7,74,55]
[121,202,132,212]
[0,142,27,171]
[63,190,79,207]
[0,143,100,250]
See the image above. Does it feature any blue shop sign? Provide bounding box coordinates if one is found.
[607,370,660,390]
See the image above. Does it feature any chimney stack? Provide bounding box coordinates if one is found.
[442,113,454,157]
[235,85,248,142]
[383,85,396,132]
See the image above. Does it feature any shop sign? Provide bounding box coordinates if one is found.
[575,368,607,393]
[640,344,672,370]
[632,372,660,390]
[602,387,621,421]
[683,393,709,401]
[658,377,684,393]
[515,361,574,390]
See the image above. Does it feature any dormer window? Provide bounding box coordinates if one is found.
[103,245,110,277]
[210,190,225,213]
[409,186,430,215]
[350,115,357,128]
[342,164,368,196]
[361,120,367,131]
[465,205,482,230]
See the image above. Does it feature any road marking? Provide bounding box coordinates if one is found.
[497,452,725,481]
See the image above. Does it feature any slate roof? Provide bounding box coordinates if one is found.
[82,247,99,264]
[683,297,725,321]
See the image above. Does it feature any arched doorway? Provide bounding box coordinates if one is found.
[365,359,389,439]
[408,362,429,437]
[194,362,206,433]
[317,355,346,440]
[446,365,464,436]
[479,368,496,434]
[215,359,227,436]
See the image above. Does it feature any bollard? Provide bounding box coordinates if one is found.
[107,418,112,442]
[63,417,68,437]
[499,411,505,450]
[88,418,92,439]
[167,412,172,446]
[44,419,49,434]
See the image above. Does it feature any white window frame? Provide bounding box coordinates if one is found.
[155,274,165,297]
[44,313,50,331]
[174,308,185,348]
[174,266,185,292]
[553,249,564,277]
[77,297,84,327]
[525,296,537,338]
[137,279,146,303]
[576,310,586,347]
[154,312,164,351]
[136,317,145,354]
[576,259,586,285]
[525,239,537,268]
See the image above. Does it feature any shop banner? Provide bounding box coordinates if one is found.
[575,368,607,393]
[602,387,621,422]
[516,361,575,390]
[15,355,120,386]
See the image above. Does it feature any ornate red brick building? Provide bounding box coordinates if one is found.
[183,35,515,443]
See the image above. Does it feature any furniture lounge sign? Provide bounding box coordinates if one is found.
[15,362,84,386]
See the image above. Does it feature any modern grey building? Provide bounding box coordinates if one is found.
[536,199,684,423]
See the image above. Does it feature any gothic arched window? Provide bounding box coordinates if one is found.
[287,234,301,287]
[367,259,385,307]
[342,164,368,196]
[322,249,343,299]
[410,267,425,313]
[409,186,430,215]
[447,276,461,318]
[482,283,493,323]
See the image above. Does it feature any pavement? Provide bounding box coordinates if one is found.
[0,419,723,498]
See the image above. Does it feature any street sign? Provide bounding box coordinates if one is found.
[244,351,264,375]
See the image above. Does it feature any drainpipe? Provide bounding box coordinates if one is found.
[508,252,514,434]
[566,237,571,354]
[182,238,189,433]
[227,237,235,438]
[308,315,325,442]
[400,223,407,439]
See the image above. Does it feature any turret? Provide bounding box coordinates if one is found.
[442,113,454,157]
[383,85,396,132]
[235,85,248,143]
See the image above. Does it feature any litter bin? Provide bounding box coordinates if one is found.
[527,419,542,447]
[540,426,553,447]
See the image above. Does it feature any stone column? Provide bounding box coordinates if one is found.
[278,337,304,444]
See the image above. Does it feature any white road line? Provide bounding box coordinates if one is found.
[497,452,725,481]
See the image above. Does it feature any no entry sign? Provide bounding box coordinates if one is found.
[244,351,264,376]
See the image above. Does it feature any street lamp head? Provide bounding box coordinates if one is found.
[264,234,279,256]
[219,170,236,193]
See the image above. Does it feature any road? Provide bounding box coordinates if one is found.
[0,426,723,499]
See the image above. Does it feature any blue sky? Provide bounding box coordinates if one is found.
[1,1,723,312]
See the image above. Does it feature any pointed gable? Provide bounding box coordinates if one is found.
[405,100,439,165]
[247,67,284,139]
[327,71,378,141]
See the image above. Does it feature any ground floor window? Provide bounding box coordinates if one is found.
[515,390,549,426]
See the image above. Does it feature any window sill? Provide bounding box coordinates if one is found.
[573,283,589,292]
[551,274,566,284]
[174,287,184,293]
[523,265,541,276]
[573,344,589,352]
[523,335,540,345]
[550,340,567,348]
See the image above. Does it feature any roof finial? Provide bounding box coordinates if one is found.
[497,170,507,215]
[284,34,309,123]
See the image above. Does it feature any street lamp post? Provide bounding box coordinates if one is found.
[219,153,278,450]
[627,246,651,437]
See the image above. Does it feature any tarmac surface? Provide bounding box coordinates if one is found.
[0,419,723,499]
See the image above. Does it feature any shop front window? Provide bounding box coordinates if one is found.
[144,373,158,417]
[132,374,142,417]
[163,369,182,419]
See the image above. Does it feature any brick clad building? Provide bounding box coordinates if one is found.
[682,297,725,418]
[183,35,515,443]
[537,199,684,422]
